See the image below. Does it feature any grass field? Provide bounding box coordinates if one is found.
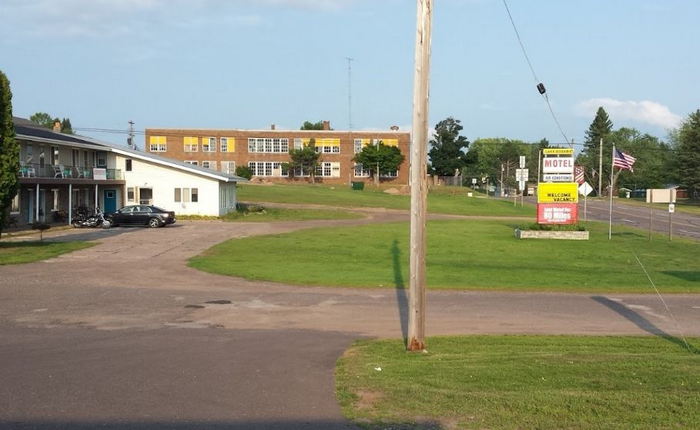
[0,241,95,265]
[189,219,700,293]
[336,335,700,429]
[613,197,700,215]
[237,184,534,217]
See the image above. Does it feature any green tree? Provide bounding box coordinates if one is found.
[29,112,53,128]
[288,139,321,183]
[0,71,20,238]
[353,141,405,185]
[610,128,674,190]
[60,118,73,134]
[300,121,327,130]
[675,110,700,198]
[576,107,614,194]
[428,117,470,176]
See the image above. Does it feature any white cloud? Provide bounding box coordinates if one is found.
[575,97,682,129]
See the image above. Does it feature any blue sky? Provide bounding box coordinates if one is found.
[1,0,698,147]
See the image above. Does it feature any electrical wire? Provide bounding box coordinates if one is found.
[502,0,571,146]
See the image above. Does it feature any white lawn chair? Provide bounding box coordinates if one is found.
[53,165,64,178]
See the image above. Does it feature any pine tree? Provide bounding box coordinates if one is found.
[576,107,614,195]
[676,110,700,198]
[0,71,20,238]
[60,118,73,134]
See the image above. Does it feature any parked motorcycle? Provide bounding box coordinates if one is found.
[72,207,111,229]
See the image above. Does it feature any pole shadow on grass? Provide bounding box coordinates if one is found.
[391,239,408,346]
[592,296,698,353]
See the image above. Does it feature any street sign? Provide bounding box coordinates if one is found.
[471,178,477,185]
[519,155,526,168]
[537,182,579,203]
[515,168,529,182]
[543,173,573,182]
[646,188,676,203]
[578,182,593,196]
[669,204,675,213]
[542,157,574,174]
[518,180,526,191]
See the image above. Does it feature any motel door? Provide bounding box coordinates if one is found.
[104,190,117,213]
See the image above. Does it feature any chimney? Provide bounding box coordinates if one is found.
[53,120,61,133]
[271,124,276,130]
[322,120,331,130]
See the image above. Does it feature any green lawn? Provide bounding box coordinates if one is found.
[336,335,700,429]
[237,183,534,217]
[336,336,700,429]
[189,219,700,293]
[0,241,95,265]
[614,197,700,216]
[221,207,363,222]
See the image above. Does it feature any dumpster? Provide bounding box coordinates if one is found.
[351,181,365,191]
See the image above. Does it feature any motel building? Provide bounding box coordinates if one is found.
[144,121,411,185]
[9,117,245,228]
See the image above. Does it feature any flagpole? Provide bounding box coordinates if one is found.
[608,144,615,240]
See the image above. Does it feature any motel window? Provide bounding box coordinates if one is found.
[126,159,132,171]
[51,146,59,165]
[174,188,198,203]
[127,187,135,202]
[52,189,59,211]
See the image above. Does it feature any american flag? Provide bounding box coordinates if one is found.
[613,149,636,172]
[574,165,585,184]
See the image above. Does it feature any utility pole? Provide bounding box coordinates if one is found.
[598,137,603,197]
[408,0,432,352]
[128,120,135,150]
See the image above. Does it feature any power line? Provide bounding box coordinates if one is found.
[502,0,571,146]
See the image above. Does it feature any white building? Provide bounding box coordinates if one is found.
[11,117,245,226]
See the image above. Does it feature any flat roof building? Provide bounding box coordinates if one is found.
[144,122,411,185]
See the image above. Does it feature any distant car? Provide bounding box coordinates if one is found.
[106,205,176,228]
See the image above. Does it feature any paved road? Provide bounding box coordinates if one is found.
[580,198,700,240]
[1,215,699,429]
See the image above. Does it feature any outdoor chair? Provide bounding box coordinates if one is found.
[72,166,85,178]
[52,165,64,178]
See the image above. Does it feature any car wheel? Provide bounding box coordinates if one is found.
[148,217,162,228]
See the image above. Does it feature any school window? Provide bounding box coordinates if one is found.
[354,163,370,178]
[381,170,399,178]
[126,159,132,171]
[316,162,341,178]
[248,138,289,153]
[248,161,288,177]
[184,160,199,166]
[202,137,217,152]
[293,138,303,150]
[220,137,235,152]
[313,138,340,154]
[202,161,216,170]
[184,137,199,152]
[221,161,236,174]
[354,139,363,154]
[149,136,167,152]
[127,187,135,202]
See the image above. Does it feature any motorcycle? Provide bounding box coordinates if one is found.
[72,207,111,229]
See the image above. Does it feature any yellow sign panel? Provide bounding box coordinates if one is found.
[537,182,579,203]
[542,148,574,155]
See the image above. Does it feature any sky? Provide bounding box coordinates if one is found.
[1,0,698,147]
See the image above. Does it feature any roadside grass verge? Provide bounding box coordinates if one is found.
[612,197,700,216]
[189,219,700,293]
[237,183,533,217]
[178,207,362,222]
[336,335,700,429]
[0,241,95,265]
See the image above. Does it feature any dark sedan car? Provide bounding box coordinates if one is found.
[106,205,176,228]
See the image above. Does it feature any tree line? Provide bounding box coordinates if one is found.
[429,110,700,198]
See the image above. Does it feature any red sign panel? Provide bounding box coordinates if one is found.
[537,203,578,225]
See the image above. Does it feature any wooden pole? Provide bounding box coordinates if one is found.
[407,0,432,352]
[608,144,615,240]
[598,137,603,197]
